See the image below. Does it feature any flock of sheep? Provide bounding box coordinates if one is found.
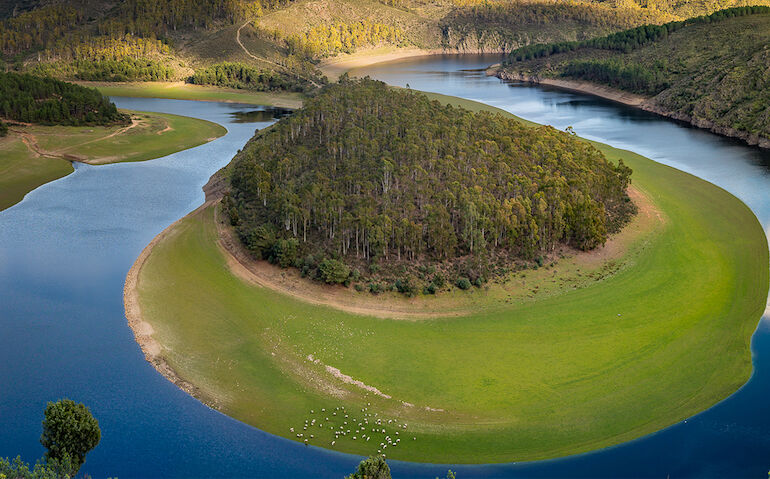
[290,403,417,456]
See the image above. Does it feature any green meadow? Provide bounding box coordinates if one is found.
[0,111,225,211]
[82,82,304,108]
[135,95,768,463]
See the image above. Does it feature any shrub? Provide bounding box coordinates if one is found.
[395,276,418,297]
[369,282,385,294]
[432,272,446,288]
[274,238,299,268]
[319,258,350,284]
[456,277,471,290]
[423,283,437,295]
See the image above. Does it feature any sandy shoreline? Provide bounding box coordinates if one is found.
[319,46,506,80]
[494,69,770,150]
[123,202,211,402]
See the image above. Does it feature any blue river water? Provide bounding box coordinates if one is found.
[1,56,769,478]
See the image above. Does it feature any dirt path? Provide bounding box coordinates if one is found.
[236,21,321,88]
[11,117,140,165]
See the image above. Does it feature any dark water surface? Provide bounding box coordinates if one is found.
[0,57,768,478]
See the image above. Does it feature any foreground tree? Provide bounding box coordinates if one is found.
[345,455,391,479]
[40,399,101,476]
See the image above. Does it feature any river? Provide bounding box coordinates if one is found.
[1,56,769,478]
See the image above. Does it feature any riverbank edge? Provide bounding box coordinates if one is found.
[319,47,506,80]
[0,110,226,212]
[492,68,770,150]
[77,81,305,109]
[123,84,768,462]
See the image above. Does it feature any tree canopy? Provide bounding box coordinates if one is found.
[0,72,129,125]
[40,399,101,476]
[228,78,634,293]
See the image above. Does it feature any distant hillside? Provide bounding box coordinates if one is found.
[496,6,770,148]
[2,0,768,87]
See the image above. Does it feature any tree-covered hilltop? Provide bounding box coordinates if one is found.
[0,71,129,125]
[497,7,770,147]
[227,78,634,294]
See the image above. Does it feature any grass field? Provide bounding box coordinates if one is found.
[0,135,74,211]
[80,82,304,108]
[134,96,769,463]
[0,111,225,211]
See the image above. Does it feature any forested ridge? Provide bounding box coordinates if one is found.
[0,71,128,125]
[227,78,635,294]
[4,0,764,88]
[506,5,770,61]
[498,8,770,146]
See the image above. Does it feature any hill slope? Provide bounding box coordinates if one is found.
[227,78,635,293]
[3,0,768,88]
[496,7,770,148]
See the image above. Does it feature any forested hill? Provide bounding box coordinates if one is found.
[0,71,128,125]
[497,7,770,148]
[226,78,635,295]
[3,0,769,89]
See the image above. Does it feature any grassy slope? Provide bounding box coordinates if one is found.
[0,135,73,211]
[82,82,304,108]
[135,94,768,463]
[0,111,225,211]
[500,14,770,141]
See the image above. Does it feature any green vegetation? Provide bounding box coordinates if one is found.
[440,0,676,52]
[346,455,391,479]
[0,111,225,211]
[4,0,768,90]
[228,78,634,292]
[190,62,312,92]
[500,8,770,145]
[284,21,408,58]
[1,400,101,478]
[135,94,768,463]
[0,72,129,126]
[507,6,770,61]
[83,82,304,108]
[40,399,100,476]
[0,134,73,211]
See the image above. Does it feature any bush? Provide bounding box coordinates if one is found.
[369,282,385,294]
[474,277,484,288]
[0,121,7,137]
[456,277,471,290]
[346,454,391,479]
[274,238,299,268]
[432,272,446,288]
[423,283,437,295]
[395,276,418,297]
[319,258,350,284]
[354,283,365,292]
[40,399,100,476]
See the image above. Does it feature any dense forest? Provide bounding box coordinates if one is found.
[190,62,313,92]
[0,71,128,125]
[497,8,770,146]
[227,78,635,294]
[506,5,770,61]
